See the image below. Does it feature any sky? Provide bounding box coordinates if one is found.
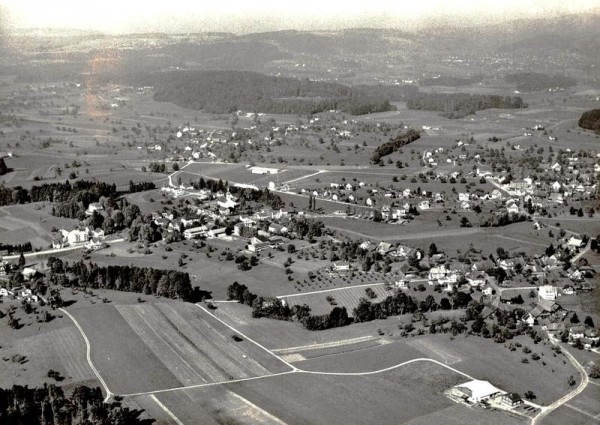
[0,0,599,34]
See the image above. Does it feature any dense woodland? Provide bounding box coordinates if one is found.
[152,71,395,115]
[371,129,421,164]
[406,93,526,118]
[578,109,600,133]
[504,72,577,92]
[47,257,193,300]
[0,180,117,214]
[0,384,151,425]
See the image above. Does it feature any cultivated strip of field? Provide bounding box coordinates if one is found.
[116,303,281,387]
[154,385,288,425]
[68,305,182,395]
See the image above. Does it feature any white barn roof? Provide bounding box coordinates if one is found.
[456,380,500,402]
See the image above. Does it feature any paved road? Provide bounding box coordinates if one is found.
[1,238,125,261]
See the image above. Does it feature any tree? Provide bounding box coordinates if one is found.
[0,157,9,175]
[584,316,594,328]
[524,391,536,400]
[571,313,580,324]
[589,364,600,379]
[18,252,26,269]
[172,163,179,171]
[428,243,438,257]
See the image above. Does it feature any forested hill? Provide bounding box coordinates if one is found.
[578,109,600,133]
[152,70,396,115]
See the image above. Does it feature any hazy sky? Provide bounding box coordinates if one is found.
[1,0,599,33]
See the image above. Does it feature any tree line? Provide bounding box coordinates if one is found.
[371,129,421,164]
[0,180,117,208]
[0,384,152,425]
[406,93,525,118]
[226,282,350,331]
[47,257,193,301]
[0,241,32,255]
[152,70,395,115]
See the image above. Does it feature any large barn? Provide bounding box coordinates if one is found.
[454,380,501,403]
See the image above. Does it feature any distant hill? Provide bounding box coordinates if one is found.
[152,70,397,115]
[578,109,600,133]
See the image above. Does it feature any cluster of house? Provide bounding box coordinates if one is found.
[158,187,299,253]
[53,224,105,251]
[0,286,41,303]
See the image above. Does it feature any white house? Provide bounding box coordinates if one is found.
[538,285,558,301]
[60,228,90,246]
[418,200,430,210]
[332,262,351,272]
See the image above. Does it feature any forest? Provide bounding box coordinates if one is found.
[151,70,395,115]
[371,129,421,164]
[504,72,577,92]
[578,109,600,132]
[406,93,526,118]
[46,258,193,300]
[0,180,117,208]
[0,384,151,425]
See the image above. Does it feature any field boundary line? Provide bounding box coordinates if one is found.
[121,371,297,397]
[59,308,113,402]
[277,282,387,299]
[195,303,299,372]
[564,403,598,420]
[228,391,288,425]
[272,335,377,354]
[296,357,474,379]
[149,394,185,425]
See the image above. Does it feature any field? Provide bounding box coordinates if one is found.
[67,301,290,395]
[0,203,78,248]
[148,361,522,425]
[0,320,97,390]
[280,282,397,316]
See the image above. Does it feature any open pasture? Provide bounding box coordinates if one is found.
[0,323,96,389]
[280,283,396,316]
[410,334,579,405]
[0,203,77,248]
[215,361,521,425]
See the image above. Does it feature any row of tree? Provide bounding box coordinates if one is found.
[226,282,351,330]
[47,258,193,300]
[371,129,421,164]
[0,241,32,255]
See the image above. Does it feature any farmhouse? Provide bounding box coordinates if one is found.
[332,262,351,272]
[501,393,523,408]
[454,380,501,403]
